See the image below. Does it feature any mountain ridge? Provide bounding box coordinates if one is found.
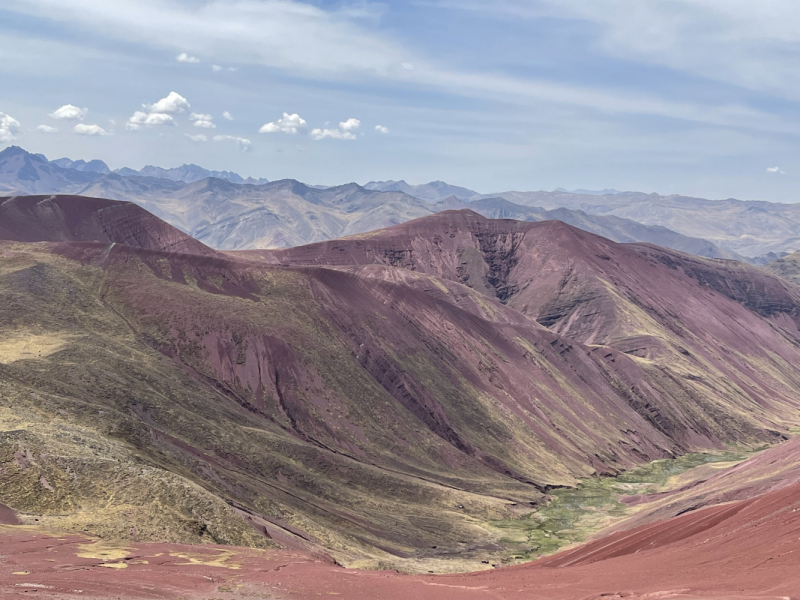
[2,145,798,260]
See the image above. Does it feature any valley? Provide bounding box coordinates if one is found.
[1,194,800,598]
[4,4,799,597]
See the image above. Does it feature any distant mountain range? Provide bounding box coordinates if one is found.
[364,179,482,201]
[364,180,800,259]
[3,146,268,186]
[1,145,797,261]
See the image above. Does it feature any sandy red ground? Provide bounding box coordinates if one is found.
[3,479,799,600]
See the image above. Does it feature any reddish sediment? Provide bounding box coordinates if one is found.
[3,477,798,599]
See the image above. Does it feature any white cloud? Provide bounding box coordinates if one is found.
[186,133,208,143]
[260,112,306,134]
[127,92,189,130]
[74,123,109,136]
[36,124,58,133]
[375,125,389,134]
[48,104,87,120]
[213,134,252,151]
[211,64,222,72]
[340,118,360,132]
[222,111,233,121]
[0,112,21,142]
[149,91,190,114]
[190,112,215,128]
[767,166,785,174]
[311,118,360,140]
[176,52,199,63]
[310,128,355,140]
[127,111,175,130]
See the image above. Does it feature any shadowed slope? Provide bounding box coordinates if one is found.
[0,195,219,257]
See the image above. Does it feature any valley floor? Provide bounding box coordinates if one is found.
[3,439,799,600]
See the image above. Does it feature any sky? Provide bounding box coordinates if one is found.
[0,0,798,201]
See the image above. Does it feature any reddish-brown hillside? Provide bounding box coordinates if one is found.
[0,195,219,257]
[240,210,800,447]
[3,200,800,571]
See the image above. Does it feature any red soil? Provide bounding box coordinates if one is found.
[3,479,798,600]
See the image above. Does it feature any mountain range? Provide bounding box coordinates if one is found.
[0,146,777,264]
[2,195,800,573]
[1,146,269,187]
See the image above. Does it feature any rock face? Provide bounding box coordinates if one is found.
[0,195,220,257]
[2,201,800,569]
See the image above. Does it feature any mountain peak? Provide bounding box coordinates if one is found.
[0,145,44,161]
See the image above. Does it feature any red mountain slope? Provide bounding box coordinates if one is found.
[0,195,219,257]
[2,199,800,569]
[240,210,800,446]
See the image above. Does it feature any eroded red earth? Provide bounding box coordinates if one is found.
[3,476,798,600]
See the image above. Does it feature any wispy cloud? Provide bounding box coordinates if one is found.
[5,0,795,134]
[214,134,252,151]
[36,124,58,133]
[375,125,389,134]
[767,166,785,174]
[186,133,207,143]
[433,0,800,101]
[176,52,199,63]
[222,111,233,121]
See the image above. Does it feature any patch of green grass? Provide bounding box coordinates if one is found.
[487,449,750,563]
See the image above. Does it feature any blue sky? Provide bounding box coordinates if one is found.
[0,0,798,201]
